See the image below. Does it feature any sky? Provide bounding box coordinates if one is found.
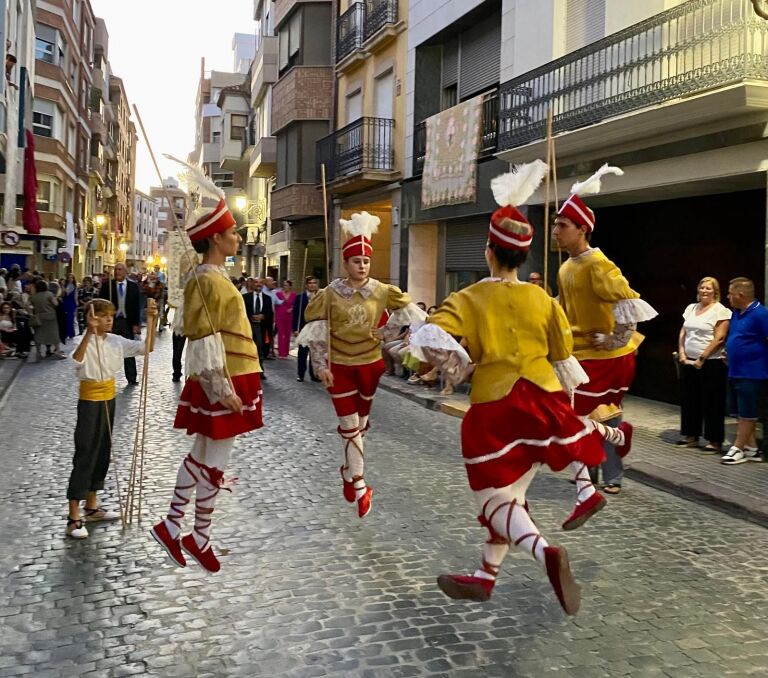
[89,0,254,193]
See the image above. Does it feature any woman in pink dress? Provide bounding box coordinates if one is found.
[275,279,297,358]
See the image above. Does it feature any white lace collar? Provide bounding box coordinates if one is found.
[184,264,230,285]
[570,247,600,261]
[329,277,381,300]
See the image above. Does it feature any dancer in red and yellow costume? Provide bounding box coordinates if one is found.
[299,212,426,519]
[554,164,657,496]
[408,161,630,615]
[151,161,263,573]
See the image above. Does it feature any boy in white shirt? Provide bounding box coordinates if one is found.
[66,298,156,539]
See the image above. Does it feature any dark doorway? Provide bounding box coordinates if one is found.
[589,189,766,404]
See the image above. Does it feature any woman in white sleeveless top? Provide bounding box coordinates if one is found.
[676,276,731,452]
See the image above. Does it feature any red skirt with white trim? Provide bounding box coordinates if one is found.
[460,379,605,491]
[174,372,263,440]
[572,353,636,417]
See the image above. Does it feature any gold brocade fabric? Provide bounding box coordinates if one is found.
[183,269,261,377]
[429,282,572,404]
[304,279,411,366]
[79,379,116,402]
[557,249,643,361]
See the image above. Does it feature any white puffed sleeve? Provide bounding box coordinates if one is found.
[552,356,589,393]
[613,298,658,324]
[186,333,233,403]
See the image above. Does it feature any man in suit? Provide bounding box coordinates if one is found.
[292,276,320,382]
[242,278,273,379]
[99,262,141,385]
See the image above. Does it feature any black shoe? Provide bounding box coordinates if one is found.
[261,373,268,381]
[172,375,181,383]
[127,380,138,386]
[310,377,321,383]
[296,377,304,382]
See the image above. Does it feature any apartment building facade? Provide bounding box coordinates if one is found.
[241,0,277,279]
[149,177,188,258]
[402,0,768,402]
[319,0,408,285]
[29,0,96,276]
[269,0,333,284]
[132,190,158,266]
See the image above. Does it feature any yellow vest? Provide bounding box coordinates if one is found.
[557,249,643,361]
[183,270,261,377]
[429,281,572,404]
[305,279,411,366]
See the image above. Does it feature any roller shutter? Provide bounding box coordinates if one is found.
[458,14,501,100]
[445,220,490,271]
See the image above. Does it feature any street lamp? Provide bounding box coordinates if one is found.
[160,256,167,266]
[95,214,106,227]
[235,195,247,212]
[118,243,129,253]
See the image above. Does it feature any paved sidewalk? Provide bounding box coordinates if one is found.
[379,375,768,528]
[0,355,24,403]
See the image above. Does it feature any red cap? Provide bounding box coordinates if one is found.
[186,198,237,242]
[488,205,533,251]
[557,194,596,232]
[342,234,373,259]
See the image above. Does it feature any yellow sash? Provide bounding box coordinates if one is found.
[79,379,116,401]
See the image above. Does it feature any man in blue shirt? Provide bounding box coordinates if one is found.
[722,277,768,464]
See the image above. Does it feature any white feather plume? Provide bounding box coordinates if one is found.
[340,211,380,239]
[491,159,549,207]
[163,154,225,200]
[570,163,624,197]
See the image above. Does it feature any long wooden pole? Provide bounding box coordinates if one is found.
[543,108,554,287]
[320,164,333,369]
[133,105,234,387]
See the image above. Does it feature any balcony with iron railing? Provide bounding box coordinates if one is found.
[412,92,499,176]
[497,0,768,159]
[336,0,402,69]
[337,2,366,66]
[316,116,397,192]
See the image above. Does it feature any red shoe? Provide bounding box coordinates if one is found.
[561,492,606,531]
[150,521,186,568]
[616,422,633,458]
[357,486,373,518]
[180,533,221,573]
[340,465,355,503]
[437,574,494,602]
[544,546,581,615]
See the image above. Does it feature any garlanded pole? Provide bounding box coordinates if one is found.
[320,164,333,368]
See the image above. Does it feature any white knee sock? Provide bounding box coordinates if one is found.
[569,461,596,504]
[338,414,364,481]
[483,499,549,566]
[192,437,234,549]
[164,454,199,539]
[473,541,510,581]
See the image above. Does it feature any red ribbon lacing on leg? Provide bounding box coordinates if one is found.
[338,425,364,475]
[167,454,199,531]
[574,463,593,504]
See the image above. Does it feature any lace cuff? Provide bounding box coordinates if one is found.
[409,324,472,382]
[594,322,636,350]
[553,356,589,392]
[197,369,234,404]
[381,303,429,341]
[297,320,329,372]
[186,333,232,403]
[613,298,657,324]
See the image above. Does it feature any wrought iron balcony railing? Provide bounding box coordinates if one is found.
[412,91,499,176]
[337,2,365,63]
[497,0,768,152]
[364,0,398,42]
[317,117,395,183]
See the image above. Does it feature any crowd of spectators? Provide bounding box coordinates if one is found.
[0,263,167,363]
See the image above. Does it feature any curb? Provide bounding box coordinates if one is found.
[379,375,768,529]
[0,358,24,405]
[624,460,768,529]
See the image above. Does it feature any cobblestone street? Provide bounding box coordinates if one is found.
[1,334,767,677]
